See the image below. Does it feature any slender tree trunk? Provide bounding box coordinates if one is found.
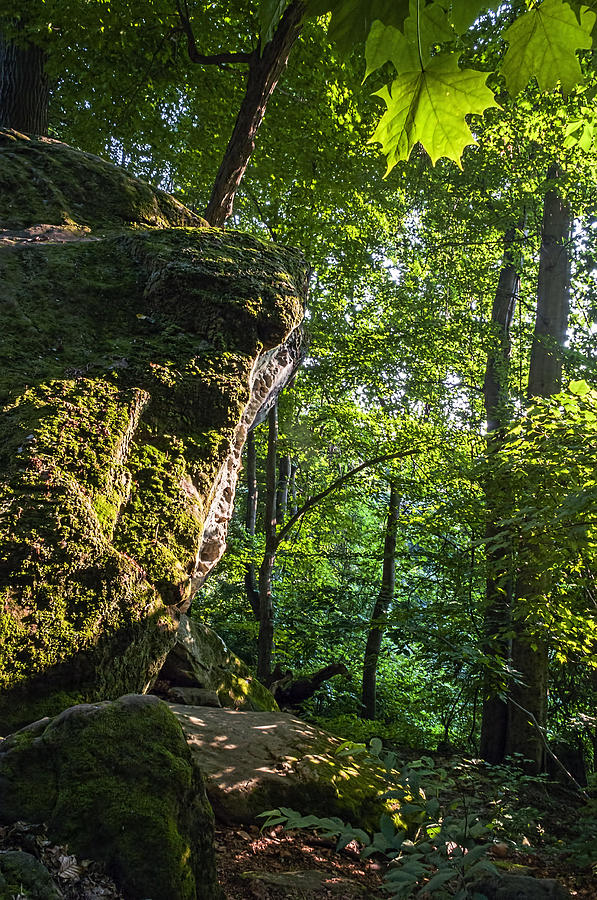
[507,167,571,772]
[290,461,298,516]
[204,2,304,226]
[0,32,49,134]
[361,481,400,720]
[244,430,260,619]
[276,453,291,523]
[480,225,522,763]
[257,403,278,682]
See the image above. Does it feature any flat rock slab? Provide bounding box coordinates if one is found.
[241,868,372,897]
[170,705,392,829]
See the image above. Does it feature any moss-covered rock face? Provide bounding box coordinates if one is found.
[0,694,221,900]
[158,615,279,711]
[0,129,206,230]
[0,132,307,733]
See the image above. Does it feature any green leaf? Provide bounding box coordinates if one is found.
[306,0,410,55]
[258,0,291,47]
[501,0,594,95]
[370,52,498,169]
[365,2,453,78]
[448,0,489,33]
[424,869,458,891]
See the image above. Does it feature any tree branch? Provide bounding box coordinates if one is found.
[275,445,430,547]
[508,697,588,799]
[175,0,252,66]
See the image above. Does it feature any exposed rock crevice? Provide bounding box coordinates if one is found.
[190,325,303,595]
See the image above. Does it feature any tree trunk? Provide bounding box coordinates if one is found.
[276,453,291,523]
[204,2,304,226]
[479,225,522,764]
[361,481,400,720]
[244,430,260,620]
[257,403,278,682]
[507,167,571,772]
[290,461,298,516]
[0,32,49,135]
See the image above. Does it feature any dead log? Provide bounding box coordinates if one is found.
[270,663,348,708]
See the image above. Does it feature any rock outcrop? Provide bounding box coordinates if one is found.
[155,614,279,711]
[169,705,402,831]
[0,694,221,900]
[0,131,307,733]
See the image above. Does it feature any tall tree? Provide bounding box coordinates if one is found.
[479,224,523,764]
[361,480,400,720]
[0,29,48,133]
[506,166,571,771]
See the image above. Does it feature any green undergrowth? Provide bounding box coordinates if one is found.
[259,737,596,898]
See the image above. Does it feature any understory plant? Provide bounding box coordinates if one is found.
[259,741,497,898]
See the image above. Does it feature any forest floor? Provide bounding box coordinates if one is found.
[1,755,595,898]
[215,818,597,899]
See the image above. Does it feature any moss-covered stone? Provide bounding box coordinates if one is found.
[0,694,222,900]
[0,129,206,230]
[159,615,279,711]
[0,133,307,732]
[0,850,63,899]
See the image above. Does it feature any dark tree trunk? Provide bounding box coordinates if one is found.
[257,403,278,683]
[244,430,260,620]
[204,2,304,226]
[0,32,48,134]
[361,481,400,720]
[289,461,298,516]
[479,225,522,764]
[508,167,571,773]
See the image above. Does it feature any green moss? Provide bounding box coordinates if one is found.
[0,136,306,730]
[0,129,207,231]
[0,695,221,900]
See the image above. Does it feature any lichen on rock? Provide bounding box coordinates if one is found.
[0,131,307,733]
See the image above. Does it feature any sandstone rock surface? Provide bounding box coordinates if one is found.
[170,705,398,830]
[0,131,306,732]
[157,614,278,711]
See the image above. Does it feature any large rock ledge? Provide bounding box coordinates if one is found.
[0,131,307,733]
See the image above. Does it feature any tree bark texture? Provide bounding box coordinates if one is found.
[361,481,400,720]
[528,166,571,399]
[0,32,48,135]
[271,663,348,707]
[244,430,260,620]
[480,226,522,764]
[508,168,571,772]
[204,2,304,226]
[257,403,278,682]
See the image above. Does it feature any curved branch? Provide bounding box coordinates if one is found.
[275,444,431,547]
[175,0,252,66]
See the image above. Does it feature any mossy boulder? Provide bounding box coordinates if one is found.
[157,615,278,711]
[0,694,221,900]
[170,706,400,832]
[0,850,63,900]
[0,132,307,733]
[0,129,205,231]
